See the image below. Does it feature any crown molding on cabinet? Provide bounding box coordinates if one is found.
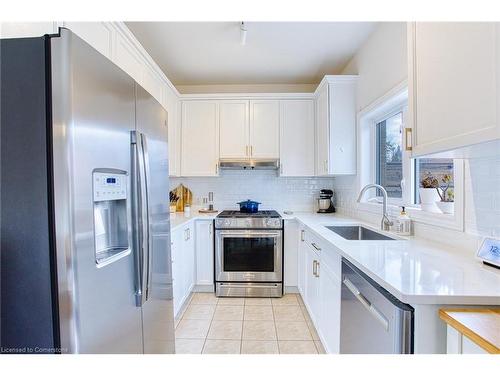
[180,92,315,100]
[110,22,182,98]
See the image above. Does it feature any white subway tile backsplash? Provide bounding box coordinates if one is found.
[170,170,335,212]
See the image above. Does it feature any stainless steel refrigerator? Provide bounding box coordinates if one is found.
[1,28,175,354]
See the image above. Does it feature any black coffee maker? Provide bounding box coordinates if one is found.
[317,189,335,213]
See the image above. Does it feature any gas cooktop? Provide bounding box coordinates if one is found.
[217,210,281,218]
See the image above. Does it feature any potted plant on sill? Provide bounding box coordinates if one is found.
[419,172,441,213]
[436,174,454,214]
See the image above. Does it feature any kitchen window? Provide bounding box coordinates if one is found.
[375,111,404,200]
[413,158,454,204]
[358,84,464,230]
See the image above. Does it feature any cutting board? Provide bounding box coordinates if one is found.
[170,184,192,212]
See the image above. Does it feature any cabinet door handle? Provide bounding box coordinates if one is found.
[405,128,413,151]
[215,163,218,174]
[300,230,305,242]
[315,262,320,278]
[311,242,321,251]
[250,145,253,156]
[312,260,317,276]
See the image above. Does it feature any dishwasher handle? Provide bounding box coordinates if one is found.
[343,277,389,331]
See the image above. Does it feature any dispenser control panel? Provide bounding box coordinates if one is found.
[93,172,127,202]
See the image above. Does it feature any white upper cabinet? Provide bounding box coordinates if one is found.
[408,22,500,157]
[249,100,280,159]
[280,100,315,176]
[163,88,181,177]
[316,84,329,176]
[113,30,144,85]
[315,76,357,176]
[62,22,113,60]
[218,100,280,160]
[219,101,249,159]
[181,101,219,176]
[316,84,330,176]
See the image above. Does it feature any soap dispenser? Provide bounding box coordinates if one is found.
[395,206,412,236]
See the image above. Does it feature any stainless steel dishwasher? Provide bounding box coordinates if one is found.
[340,259,414,354]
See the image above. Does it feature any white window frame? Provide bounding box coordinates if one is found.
[357,81,465,231]
[372,106,408,207]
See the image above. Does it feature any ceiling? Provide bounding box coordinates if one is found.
[126,22,377,86]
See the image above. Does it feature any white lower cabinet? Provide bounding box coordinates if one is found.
[195,220,214,287]
[446,326,488,354]
[171,222,195,317]
[171,226,184,317]
[304,245,321,324]
[183,223,195,296]
[283,220,299,289]
[298,225,342,353]
[297,226,307,295]
[318,260,341,353]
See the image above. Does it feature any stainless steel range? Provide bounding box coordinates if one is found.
[214,210,283,297]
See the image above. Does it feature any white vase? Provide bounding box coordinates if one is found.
[419,188,441,213]
[436,201,455,214]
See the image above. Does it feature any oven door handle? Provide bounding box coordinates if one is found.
[218,283,280,288]
[215,230,282,237]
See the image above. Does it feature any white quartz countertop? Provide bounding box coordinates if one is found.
[170,210,218,231]
[286,212,500,305]
[169,209,500,305]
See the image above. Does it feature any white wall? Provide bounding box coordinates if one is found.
[341,22,407,111]
[171,171,335,212]
[336,22,500,251]
[0,22,59,38]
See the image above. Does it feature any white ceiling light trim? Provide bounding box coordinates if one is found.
[240,21,247,45]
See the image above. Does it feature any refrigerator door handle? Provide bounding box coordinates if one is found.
[140,133,153,302]
[343,277,389,331]
[131,131,145,306]
[131,130,151,306]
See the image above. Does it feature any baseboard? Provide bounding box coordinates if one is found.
[284,286,299,294]
[193,284,215,293]
[193,284,298,294]
[174,286,196,321]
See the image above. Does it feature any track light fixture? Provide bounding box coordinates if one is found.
[240,22,247,46]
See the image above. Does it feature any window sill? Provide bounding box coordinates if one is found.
[356,201,464,231]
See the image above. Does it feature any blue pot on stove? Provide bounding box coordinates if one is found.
[237,200,261,213]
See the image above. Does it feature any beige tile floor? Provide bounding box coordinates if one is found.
[175,292,326,354]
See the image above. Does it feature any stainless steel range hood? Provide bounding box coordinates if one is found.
[219,159,280,170]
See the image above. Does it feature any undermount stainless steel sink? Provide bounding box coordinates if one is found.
[326,225,395,241]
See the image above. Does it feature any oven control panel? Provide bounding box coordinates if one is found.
[215,217,282,229]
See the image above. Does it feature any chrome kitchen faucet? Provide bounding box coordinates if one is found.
[357,184,394,231]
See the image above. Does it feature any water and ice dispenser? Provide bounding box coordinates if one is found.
[93,169,129,266]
